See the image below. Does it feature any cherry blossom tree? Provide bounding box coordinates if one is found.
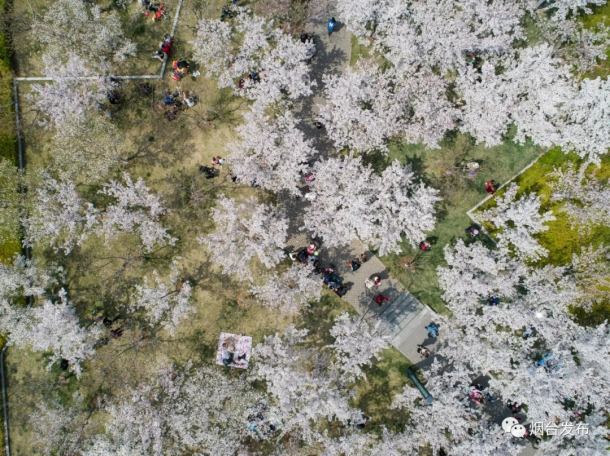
[506,44,575,148]
[0,289,100,378]
[304,157,439,254]
[437,239,523,311]
[24,172,175,254]
[226,109,315,195]
[479,183,556,261]
[458,44,575,148]
[251,325,364,443]
[319,61,459,152]
[191,14,315,107]
[85,363,261,456]
[317,61,409,153]
[391,364,496,454]
[457,62,515,147]
[549,162,610,230]
[372,160,441,255]
[29,392,94,456]
[30,54,109,129]
[329,312,388,381]
[250,263,322,314]
[97,173,177,252]
[190,19,234,78]
[559,77,610,162]
[538,0,607,21]
[543,19,610,74]
[23,171,97,254]
[335,0,388,37]
[0,253,55,302]
[198,196,288,281]
[242,31,316,107]
[371,0,525,75]
[31,0,136,64]
[398,70,460,148]
[570,244,610,310]
[49,114,124,183]
[130,261,194,335]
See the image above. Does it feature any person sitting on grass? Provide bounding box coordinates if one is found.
[221,341,247,367]
[419,240,432,251]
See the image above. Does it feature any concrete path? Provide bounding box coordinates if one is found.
[285,6,438,363]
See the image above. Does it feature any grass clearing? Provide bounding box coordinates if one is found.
[349,34,371,66]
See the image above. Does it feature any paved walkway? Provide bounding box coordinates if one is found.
[286,7,438,364]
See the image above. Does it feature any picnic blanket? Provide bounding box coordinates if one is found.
[216,332,253,369]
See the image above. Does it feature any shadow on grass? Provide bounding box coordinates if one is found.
[297,293,354,348]
[353,346,412,434]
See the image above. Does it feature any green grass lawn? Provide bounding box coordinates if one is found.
[373,130,545,315]
[349,34,371,66]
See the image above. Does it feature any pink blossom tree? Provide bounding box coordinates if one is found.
[23,171,97,254]
[0,289,100,378]
[251,326,365,443]
[97,173,177,252]
[30,54,109,129]
[549,163,610,230]
[329,312,389,381]
[303,157,439,254]
[250,264,322,314]
[85,363,261,455]
[317,61,409,153]
[190,14,314,108]
[130,261,194,335]
[198,196,288,281]
[479,183,556,261]
[226,109,315,195]
[31,0,136,64]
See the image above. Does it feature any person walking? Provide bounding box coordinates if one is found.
[417,345,430,358]
[375,294,389,306]
[365,275,381,289]
[426,323,439,338]
[327,17,337,36]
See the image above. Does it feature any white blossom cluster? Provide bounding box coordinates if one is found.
[191,13,315,108]
[303,157,439,254]
[24,172,175,254]
[198,196,288,281]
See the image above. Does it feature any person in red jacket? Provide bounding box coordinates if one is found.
[375,294,389,306]
[486,180,498,195]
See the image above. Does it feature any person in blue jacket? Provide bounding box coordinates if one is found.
[328,17,337,36]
